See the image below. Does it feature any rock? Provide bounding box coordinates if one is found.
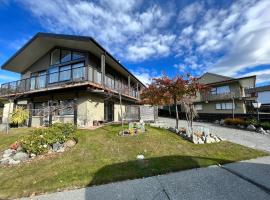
[239,125,245,129]
[9,159,20,165]
[13,152,29,161]
[213,136,220,142]
[136,154,144,160]
[52,142,62,151]
[64,140,76,149]
[3,149,15,158]
[214,120,219,124]
[205,136,215,144]
[220,119,225,125]
[257,127,266,134]
[197,138,204,144]
[30,153,36,158]
[266,130,270,134]
[0,157,12,164]
[247,124,256,131]
[57,147,65,153]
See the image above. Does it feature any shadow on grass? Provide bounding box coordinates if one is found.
[84,155,270,200]
[87,155,232,187]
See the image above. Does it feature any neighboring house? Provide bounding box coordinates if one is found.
[0,33,144,127]
[246,85,270,112]
[193,72,256,114]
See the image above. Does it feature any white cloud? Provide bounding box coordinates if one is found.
[131,68,160,85]
[19,0,175,62]
[178,2,204,23]
[211,0,270,76]
[16,0,270,85]
[241,69,270,84]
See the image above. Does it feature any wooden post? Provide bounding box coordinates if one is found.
[48,100,52,126]
[128,76,131,96]
[73,98,78,126]
[28,100,33,127]
[101,53,106,86]
[136,83,139,99]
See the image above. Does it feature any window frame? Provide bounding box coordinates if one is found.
[215,102,235,110]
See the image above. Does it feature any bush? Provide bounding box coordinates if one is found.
[10,106,29,127]
[246,118,258,126]
[260,122,270,130]
[224,118,246,126]
[20,123,77,155]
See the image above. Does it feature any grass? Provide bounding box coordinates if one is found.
[0,125,268,199]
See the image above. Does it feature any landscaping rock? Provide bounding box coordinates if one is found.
[197,138,204,144]
[257,127,266,134]
[13,152,29,161]
[220,119,225,125]
[57,147,65,153]
[3,149,15,158]
[214,120,219,124]
[0,157,12,164]
[52,142,62,151]
[30,153,36,158]
[64,139,76,149]
[9,159,20,165]
[205,136,215,144]
[136,154,144,160]
[266,130,270,134]
[247,125,256,131]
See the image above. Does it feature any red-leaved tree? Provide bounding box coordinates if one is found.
[141,74,207,133]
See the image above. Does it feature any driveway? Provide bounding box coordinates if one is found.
[156,117,270,153]
[20,156,270,200]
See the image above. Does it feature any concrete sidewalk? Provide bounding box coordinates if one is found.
[20,156,270,200]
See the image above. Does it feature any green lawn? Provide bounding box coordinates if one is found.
[0,125,268,199]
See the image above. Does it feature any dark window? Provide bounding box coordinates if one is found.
[37,71,46,89]
[49,67,59,83]
[59,100,74,115]
[72,62,84,80]
[72,51,85,60]
[33,102,46,116]
[61,50,72,63]
[59,65,71,81]
[50,49,60,65]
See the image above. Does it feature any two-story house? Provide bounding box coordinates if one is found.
[0,33,144,127]
[193,72,256,114]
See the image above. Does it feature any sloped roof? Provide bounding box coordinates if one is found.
[198,72,233,84]
[1,32,145,87]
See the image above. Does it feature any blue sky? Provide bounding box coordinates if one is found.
[0,0,270,86]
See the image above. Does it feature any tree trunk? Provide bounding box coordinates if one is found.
[174,99,179,130]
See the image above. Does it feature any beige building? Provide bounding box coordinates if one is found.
[193,73,256,114]
[0,33,144,127]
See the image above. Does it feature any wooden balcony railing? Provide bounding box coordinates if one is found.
[0,65,140,100]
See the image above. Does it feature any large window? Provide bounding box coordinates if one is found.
[211,86,230,95]
[59,100,74,115]
[60,50,71,63]
[216,103,235,110]
[37,71,46,88]
[72,62,84,80]
[49,67,59,83]
[50,48,85,65]
[59,65,71,81]
[50,49,60,65]
[195,104,203,111]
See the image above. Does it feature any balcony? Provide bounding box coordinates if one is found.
[199,91,242,102]
[0,65,140,100]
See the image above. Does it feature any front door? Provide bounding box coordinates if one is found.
[104,101,114,122]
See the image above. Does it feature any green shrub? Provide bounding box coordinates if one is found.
[260,122,270,130]
[246,118,258,126]
[20,123,77,155]
[224,118,246,126]
[10,106,29,127]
